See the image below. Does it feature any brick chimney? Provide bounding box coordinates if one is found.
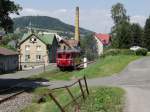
[75,7,80,45]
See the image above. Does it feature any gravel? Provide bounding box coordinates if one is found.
[0,92,33,112]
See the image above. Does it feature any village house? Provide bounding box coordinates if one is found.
[19,31,59,68]
[0,47,19,73]
[95,33,111,55]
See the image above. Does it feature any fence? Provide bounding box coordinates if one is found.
[46,76,89,112]
[20,61,46,71]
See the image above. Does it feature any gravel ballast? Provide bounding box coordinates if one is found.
[0,92,33,112]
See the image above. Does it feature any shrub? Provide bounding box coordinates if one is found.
[120,49,135,55]
[102,49,120,57]
[102,49,135,57]
[135,48,148,56]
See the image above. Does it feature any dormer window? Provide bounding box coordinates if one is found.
[30,37,37,43]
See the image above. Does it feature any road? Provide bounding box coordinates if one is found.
[0,64,56,88]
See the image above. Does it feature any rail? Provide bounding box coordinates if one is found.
[0,87,28,104]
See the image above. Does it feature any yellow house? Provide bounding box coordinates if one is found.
[19,32,58,68]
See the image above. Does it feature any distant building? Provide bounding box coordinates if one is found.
[95,33,111,46]
[58,38,79,50]
[95,33,111,55]
[0,47,19,73]
[19,31,59,68]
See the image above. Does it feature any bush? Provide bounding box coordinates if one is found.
[102,49,135,57]
[120,49,135,55]
[135,48,148,56]
[102,49,120,57]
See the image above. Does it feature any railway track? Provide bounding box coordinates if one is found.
[0,87,29,104]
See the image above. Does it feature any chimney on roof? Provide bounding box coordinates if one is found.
[75,6,80,45]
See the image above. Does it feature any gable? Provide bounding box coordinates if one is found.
[20,35,47,48]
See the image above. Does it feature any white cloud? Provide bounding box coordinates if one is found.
[131,15,147,27]
[11,8,147,33]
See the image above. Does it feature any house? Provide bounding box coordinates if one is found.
[19,31,59,68]
[95,33,111,55]
[0,47,18,73]
[95,33,111,46]
[58,38,79,50]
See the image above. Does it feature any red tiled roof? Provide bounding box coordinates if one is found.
[95,33,111,45]
[0,47,18,56]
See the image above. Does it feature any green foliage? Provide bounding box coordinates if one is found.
[80,33,98,61]
[21,87,125,112]
[13,16,92,35]
[111,3,144,49]
[135,48,148,56]
[0,0,22,33]
[143,16,150,50]
[111,3,129,25]
[102,49,135,57]
[130,23,144,46]
[111,21,132,48]
[80,87,125,112]
[1,33,21,48]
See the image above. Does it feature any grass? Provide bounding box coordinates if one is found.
[28,55,140,81]
[21,87,125,112]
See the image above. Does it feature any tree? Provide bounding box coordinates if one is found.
[111,21,131,48]
[143,16,150,50]
[0,0,22,33]
[111,3,131,48]
[111,3,129,25]
[80,34,98,61]
[130,23,143,47]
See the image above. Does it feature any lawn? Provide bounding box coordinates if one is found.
[28,55,140,81]
[21,87,125,112]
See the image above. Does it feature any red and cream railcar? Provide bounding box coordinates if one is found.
[56,49,81,70]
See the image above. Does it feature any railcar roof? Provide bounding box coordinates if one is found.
[57,49,80,53]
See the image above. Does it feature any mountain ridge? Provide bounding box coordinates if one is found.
[13,16,93,35]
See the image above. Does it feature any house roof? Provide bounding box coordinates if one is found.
[19,32,55,45]
[66,39,79,47]
[38,34,55,45]
[0,47,18,56]
[95,33,111,45]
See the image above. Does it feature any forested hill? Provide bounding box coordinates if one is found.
[13,16,92,35]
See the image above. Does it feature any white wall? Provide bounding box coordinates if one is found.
[95,36,103,55]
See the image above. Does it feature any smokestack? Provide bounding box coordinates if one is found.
[75,7,80,45]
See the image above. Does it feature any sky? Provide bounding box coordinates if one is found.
[12,0,150,33]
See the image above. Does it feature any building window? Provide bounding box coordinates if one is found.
[25,45,30,51]
[25,55,30,61]
[36,55,41,61]
[36,45,41,51]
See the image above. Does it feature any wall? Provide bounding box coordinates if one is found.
[95,36,103,55]
[0,55,19,72]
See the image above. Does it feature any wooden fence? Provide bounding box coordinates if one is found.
[47,76,89,112]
